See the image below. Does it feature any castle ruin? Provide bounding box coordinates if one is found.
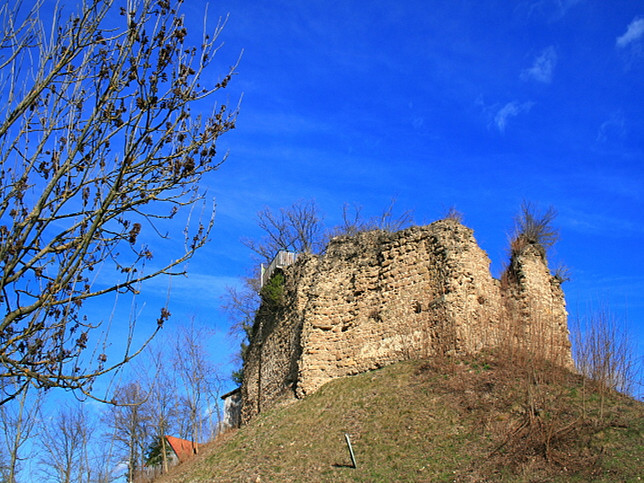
[241,219,572,423]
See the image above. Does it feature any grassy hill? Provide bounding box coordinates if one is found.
[158,352,642,482]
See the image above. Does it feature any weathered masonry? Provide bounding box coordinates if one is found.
[241,219,572,423]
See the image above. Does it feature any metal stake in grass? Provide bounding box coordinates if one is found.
[344,433,357,468]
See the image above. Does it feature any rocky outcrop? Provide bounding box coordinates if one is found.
[240,220,572,423]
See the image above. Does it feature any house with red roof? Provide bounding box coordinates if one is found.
[142,435,198,480]
[165,435,198,463]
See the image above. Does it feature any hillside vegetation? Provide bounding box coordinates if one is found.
[158,352,642,482]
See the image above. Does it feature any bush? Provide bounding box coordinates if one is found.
[572,309,638,396]
[510,201,559,258]
[260,272,285,311]
[443,206,464,223]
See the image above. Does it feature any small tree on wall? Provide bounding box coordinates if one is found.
[509,201,559,259]
[328,199,413,239]
[0,0,238,403]
[502,201,561,288]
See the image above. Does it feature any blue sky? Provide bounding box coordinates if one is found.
[170,0,643,393]
[31,0,642,401]
[8,1,642,478]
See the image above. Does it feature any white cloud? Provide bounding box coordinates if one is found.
[561,207,644,237]
[494,101,534,133]
[617,17,644,48]
[521,46,557,83]
[146,272,242,300]
[519,0,584,22]
[596,112,626,143]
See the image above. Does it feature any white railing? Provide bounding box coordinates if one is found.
[260,251,298,288]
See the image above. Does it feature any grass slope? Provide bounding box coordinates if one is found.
[159,353,643,482]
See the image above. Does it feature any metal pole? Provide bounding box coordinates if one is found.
[344,433,357,469]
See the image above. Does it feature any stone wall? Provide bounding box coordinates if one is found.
[240,219,572,423]
[501,243,572,366]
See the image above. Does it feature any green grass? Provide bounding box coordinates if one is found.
[158,353,643,482]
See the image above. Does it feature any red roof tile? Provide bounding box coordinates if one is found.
[165,435,197,462]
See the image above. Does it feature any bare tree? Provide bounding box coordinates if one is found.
[173,321,220,452]
[572,309,639,416]
[0,383,41,482]
[372,198,414,232]
[328,199,413,238]
[442,206,463,223]
[222,275,260,384]
[38,402,94,483]
[104,382,151,482]
[141,344,179,475]
[242,200,324,262]
[0,0,238,403]
[509,201,559,258]
[0,446,9,483]
[0,446,8,482]
[90,444,119,483]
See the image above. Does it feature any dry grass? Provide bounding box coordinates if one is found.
[156,352,643,483]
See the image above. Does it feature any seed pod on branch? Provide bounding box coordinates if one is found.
[0,0,239,404]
